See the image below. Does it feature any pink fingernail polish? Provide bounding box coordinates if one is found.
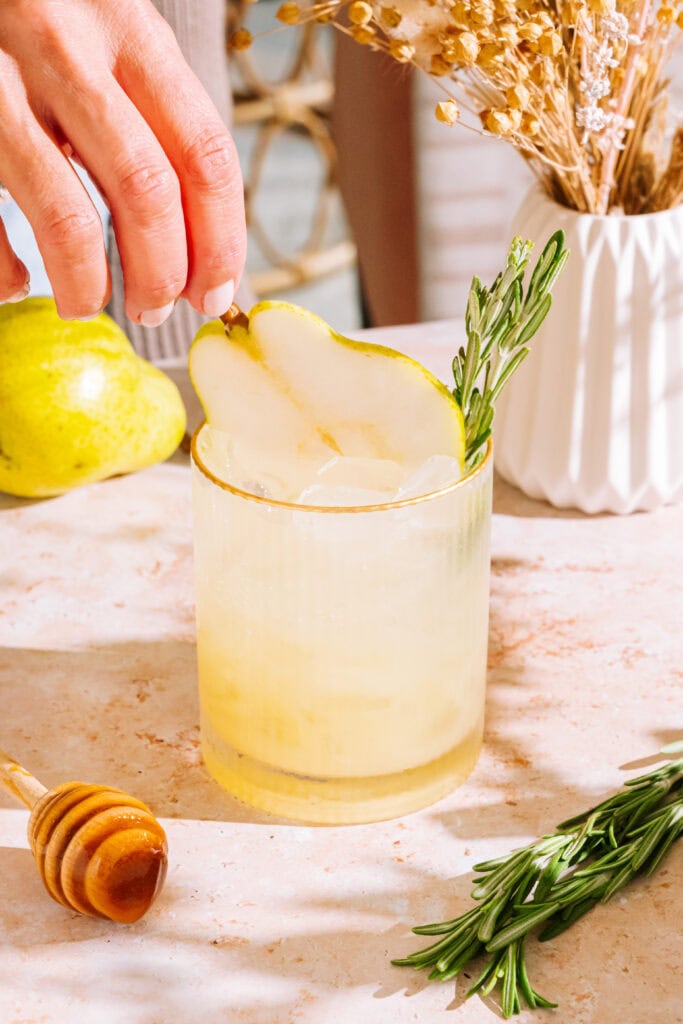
[203,280,235,318]
[139,301,175,328]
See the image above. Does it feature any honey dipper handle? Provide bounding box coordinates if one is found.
[0,749,48,810]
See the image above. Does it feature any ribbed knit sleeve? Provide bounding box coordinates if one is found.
[106,0,233,361]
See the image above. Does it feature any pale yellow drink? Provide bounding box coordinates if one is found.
[192,427,492,824]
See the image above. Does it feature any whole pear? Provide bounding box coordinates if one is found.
[0,298,186,497]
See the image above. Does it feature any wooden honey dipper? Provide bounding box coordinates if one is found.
[0,749,168,924]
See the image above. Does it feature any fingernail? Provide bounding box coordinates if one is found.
[5,280,30,303]
[202,280,235,318]
[139,301,175,328]
[78,311,103,322]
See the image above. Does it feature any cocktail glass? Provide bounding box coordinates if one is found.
[191,428,492,824]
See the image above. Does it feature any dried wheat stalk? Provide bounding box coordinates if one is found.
[648,124,683,209]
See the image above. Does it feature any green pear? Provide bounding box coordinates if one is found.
[0,297,186,498]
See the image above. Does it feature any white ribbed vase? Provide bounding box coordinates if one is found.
[495,188,683,514]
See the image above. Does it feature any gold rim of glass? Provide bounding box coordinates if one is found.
[191,423,493,514]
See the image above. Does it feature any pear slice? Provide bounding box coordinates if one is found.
[189,301,465,497]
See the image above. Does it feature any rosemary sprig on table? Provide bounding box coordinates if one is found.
[393,745,683,1018]
[453,231,569,468]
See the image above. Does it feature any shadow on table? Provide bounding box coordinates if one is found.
[5,847,677,1023]
[0,850,496,1020]
[196,845,682,1024]
[2,526,672,838]
[494,472,593,520]
[0,528,596,835]
[620,728,683,770]
[0,640,282,826]
[453,547,679,845]
[0,492,45,512]
[0,623,588,843]
[0,846,114,946]
[428,549,597,844]
[0,581,609,841]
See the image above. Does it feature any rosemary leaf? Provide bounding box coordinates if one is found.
[489,349,529,402]
[453,232,569,468]
[533,845,569,903]
[501,943,518,1019]
[477,898,507,944]
[467,950,502,997]
[412,905,479,936]
[514,293,553,348]
[486,902,561,951]
[515,940,537,1010]
[436,937,483,981]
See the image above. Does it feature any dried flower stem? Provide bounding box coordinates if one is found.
[615,23,678,211]
[595,0,652,214]
[648,125,683,210]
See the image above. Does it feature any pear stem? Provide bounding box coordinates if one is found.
[219,304,250,331]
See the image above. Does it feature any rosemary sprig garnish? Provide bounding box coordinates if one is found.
[453,230,569,468]
[392,745,683,1018]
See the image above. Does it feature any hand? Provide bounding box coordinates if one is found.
[0,0,246,324]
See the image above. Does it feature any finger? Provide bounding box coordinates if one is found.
[0,45,109,318]
[0,217,30,303]
[117,15,247,317]
[0,117,110,320]
[48,77,188,328]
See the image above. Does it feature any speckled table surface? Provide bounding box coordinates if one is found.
[1,323,681,1024]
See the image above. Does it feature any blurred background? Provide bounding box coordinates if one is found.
[227,1,362,330]
[226,0,533,332]
[3,0,681,336]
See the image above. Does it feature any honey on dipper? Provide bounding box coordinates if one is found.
[1,751,168,923]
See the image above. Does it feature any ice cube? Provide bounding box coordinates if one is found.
[316,456,406,492]
[395,455,462,500]
[296,483,395,508]
[196,427,331,501]
[195,427,233,481]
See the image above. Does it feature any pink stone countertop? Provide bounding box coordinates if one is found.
[1,322,681,1024]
